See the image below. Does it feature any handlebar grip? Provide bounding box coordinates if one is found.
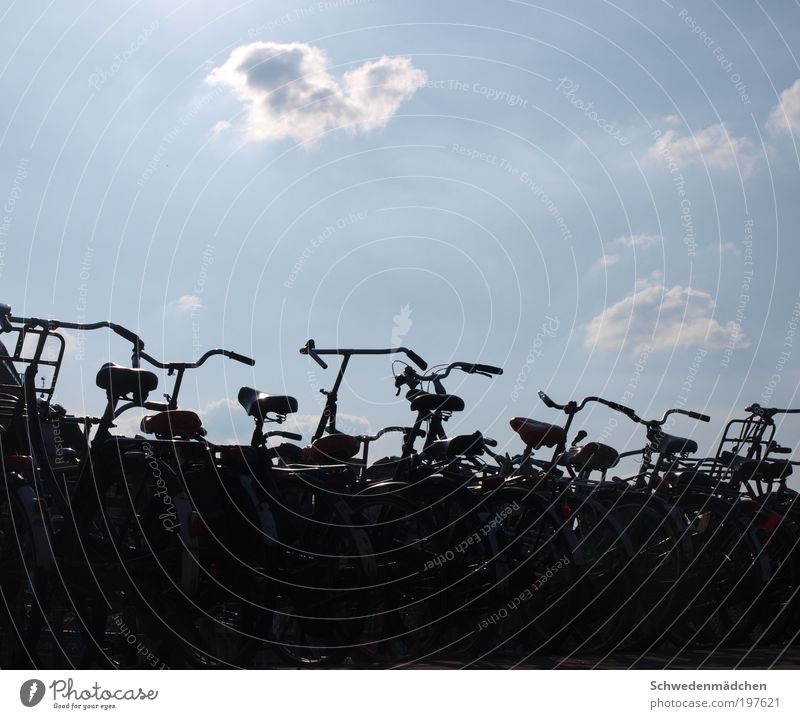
[538,390,556,408]
[226,351,256,366]
[688,411,711,422]
[473,364,503,375]
[406,349,427,370]
[111,324,142,345]
[265,430,303,442]
[300,339,328,369]
[606,400,636,418]
[143,402,170,412]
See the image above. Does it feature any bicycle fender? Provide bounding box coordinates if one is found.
[174,493,199,595]
[15,484,53,571]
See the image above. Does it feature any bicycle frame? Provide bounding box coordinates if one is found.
[299,339,426,441]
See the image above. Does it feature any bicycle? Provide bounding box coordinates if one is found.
[0,305,257,668]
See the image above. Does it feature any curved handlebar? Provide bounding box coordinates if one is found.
[396,360,503,388]
[664,408,711,423]
[466,363,503,376]
[538,390,710,427]
[745,403,800,417]
[356,426,423,443]
[264,430,303,442]
[406,350,428,370]
[3,308,254,371]
[140,347,255,371]
[538,390,559,409]
[5,313,146,348]
[537,391,638,419]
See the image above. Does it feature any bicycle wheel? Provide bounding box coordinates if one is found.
[668,494,768,648]
[550,491,635,654]
[361,472,511,660]
[733,509,798,647]
[0,484,41,667]
[268,487,374,665]
[479,488,578,657]
[604,491,690,650]
[349,493,445,664]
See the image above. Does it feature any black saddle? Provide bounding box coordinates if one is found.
[425,431,485,460]
[670,469,718,490]
[719,450,793,481]
[566,442,619,472]
[238,387,298,419]
[658,432,698,456]
[96,363,158,403]
[409,392,465,414]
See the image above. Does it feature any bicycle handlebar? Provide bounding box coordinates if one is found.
[5,312,146,348]
[745,403,800,417]
[664,408,711,423]
[356,426,423,443]
[264,430,303,442]
[538,390,709,426]
[538,391,638,419]
[3,307,254,371]
[396,360,503,388]
[464,363,503,376]
[139,348,255,371]
[300,339,428,370]
[301,339,328,369]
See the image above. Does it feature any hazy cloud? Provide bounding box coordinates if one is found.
[584,278,749,353]
[615,232,661,248]
[591,254,619,271]
[206,42,426,144]
[282,412,371,441]
[647,122,758,175]
[767,79,800,137]
[173,294,203,313]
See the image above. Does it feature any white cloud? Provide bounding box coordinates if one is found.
[615,232,661,248]
[173,294,202,313]
[718,241,740,256]
[282,412,371,440]
[647,122,758,175]
[584,278,749,353]
[206,42,426,145]
[591,254,619,271]
[767,79,800,137]
[21,328,79,358]
[211,119,231,135]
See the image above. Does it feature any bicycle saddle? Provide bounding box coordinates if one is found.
[425,431,485,460]
[719,451,793,481]
[568,442,619,472]
[669,468,717,490]
[96,363,158,403]
[238,387,298,419]
[658,432,698,456]
[409,392,465,414]
[141,410,204,439]
[509,417,566,449]
[301,433,361,464]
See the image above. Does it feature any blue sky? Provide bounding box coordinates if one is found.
[2,0,800,464]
